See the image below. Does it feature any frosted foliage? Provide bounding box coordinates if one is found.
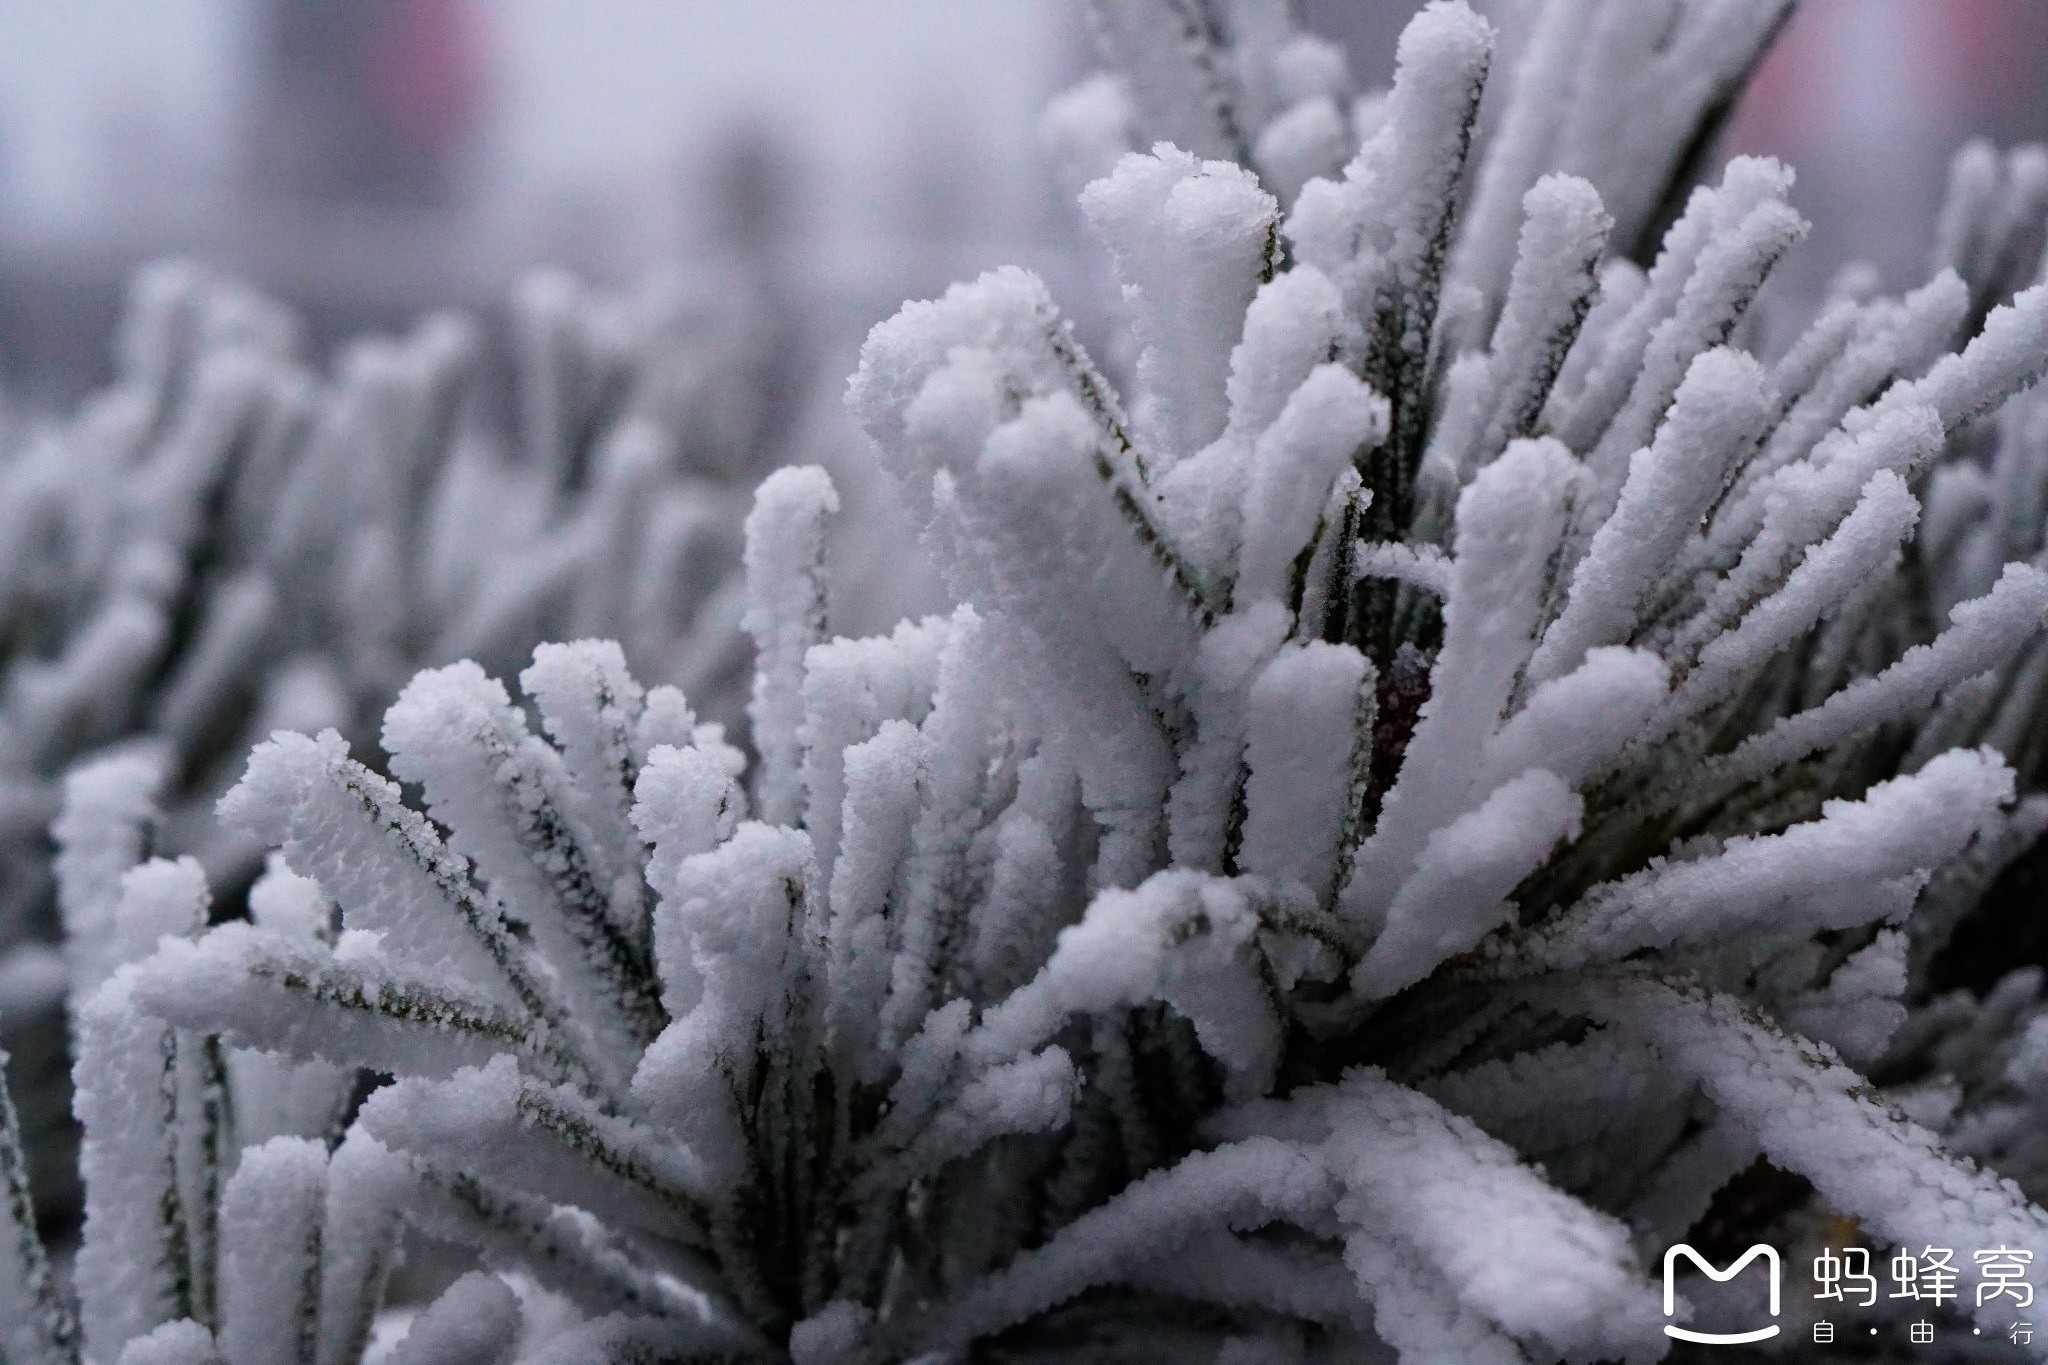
[1080,145,1279,464]
[832,0,2048,1352]
[0,260,776,955]
[217,1137,327,1365]
[380,1272,521,1365]
[0,255,799,1232]
[73,973,189,1361]
[0,1036,74,1365]
[14,2,2048,1363]
[113,1321,222,1365]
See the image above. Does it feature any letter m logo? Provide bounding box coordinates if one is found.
[1663,1243,1781,1345]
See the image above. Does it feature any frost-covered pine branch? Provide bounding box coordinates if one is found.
[1804,135,2048,1256]
[840,0,2048,1351]
[15,1,2048,1361]
[0,259,789,1221]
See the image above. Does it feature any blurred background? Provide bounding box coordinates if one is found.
[0,0,2042,407]
[0,0,1082,410]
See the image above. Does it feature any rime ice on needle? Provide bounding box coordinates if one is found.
[15,0,2048,1361]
